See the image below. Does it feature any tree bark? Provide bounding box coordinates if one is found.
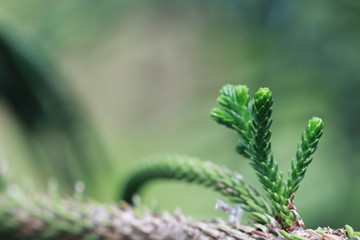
[0,186,282,240]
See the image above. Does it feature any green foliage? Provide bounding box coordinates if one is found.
[286,117,324,198]
[279,230,307,240]
[211,86,291,224]
[122,154,273,223]
[211,85,324,227]
[122,84,325,230]
[211,85,252,136]
[249,89,290,225]
[345,225,360,240]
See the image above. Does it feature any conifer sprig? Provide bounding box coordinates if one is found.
[211,87,284,198]
[211,86,293,226]
[286,117,324,198]
[122,84,325,230]
[211,85,252,158]
[247,88,290,223]
[121,155,273,223]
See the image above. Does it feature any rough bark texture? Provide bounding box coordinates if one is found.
[0,186,352,240]
[0,185,284,240]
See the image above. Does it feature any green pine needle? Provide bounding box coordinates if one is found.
[286,117,324,198]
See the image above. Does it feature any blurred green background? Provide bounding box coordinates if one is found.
[0,0,359,229]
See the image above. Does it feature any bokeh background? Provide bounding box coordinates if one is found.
[0,0,359,229]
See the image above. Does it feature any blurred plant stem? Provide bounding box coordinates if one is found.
[0,29,112,197]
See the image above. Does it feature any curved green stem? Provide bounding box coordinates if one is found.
[121,154,273,223]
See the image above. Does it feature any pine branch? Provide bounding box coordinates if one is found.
[211,86,292,226]
[211,85,252,158]
[121,154,273,223]
[0,157,356,240]
[286,117,324,198]
[248,88,292,226]
[0,161,275,240]
[0,186,277,240]
[0,83,354,238]
[0,185,354,240]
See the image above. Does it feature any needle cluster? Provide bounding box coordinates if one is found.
[122,84,325,229]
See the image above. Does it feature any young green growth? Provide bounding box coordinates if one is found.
[212,86,293,226]
[286,117,324,198]
[247,88,287,219]
[122,84,325,230]
[345,225,360,240]
[279,230,307,240]
[211,85,252,144]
